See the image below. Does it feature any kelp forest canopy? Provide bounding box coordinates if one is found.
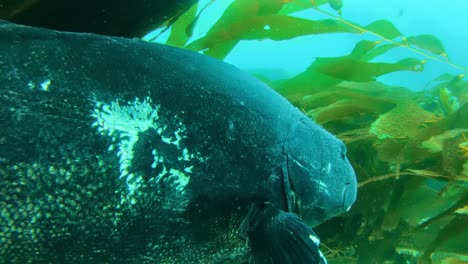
[148,0,468,263]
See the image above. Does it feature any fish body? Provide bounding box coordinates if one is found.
[0,21,357,263]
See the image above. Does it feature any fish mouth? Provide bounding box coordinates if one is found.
[301,178,357,227]
[341,181,357,212]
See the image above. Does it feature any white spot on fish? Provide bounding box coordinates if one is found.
[40,79,51,91]
[151,150,158,168]
[318,181,330,196]
[169,168,190,192]
[181,148,191,161]
[184,166,193,173]
[319,181,328,189]
[291,157,308,171]
[161,136,173,144]
[173,128,184,146]
[264,25,271,30]
[155,165,168,183]
[27,81,35,90]
[92,97,158,178]
[345,204,352,212]
[91,97,161,198]
[309,234,320,246]
[319,250,327,263]
[91,96,202,205]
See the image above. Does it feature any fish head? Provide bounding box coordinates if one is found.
[285,118,357,227]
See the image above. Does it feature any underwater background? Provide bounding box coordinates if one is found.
[143,0,468,263]
[1,0,467,263]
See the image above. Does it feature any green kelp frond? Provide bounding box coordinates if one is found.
[280,0,342,16]
[421,129,468,154]
[405,34,447,57]
[310,57,424,83]
[427,74,468,116]
[165,2,200,47]
[462,161,468,177]
[369,102,437,140]
[186,15,356,59]
[365,20,403,40]
[273,37,426,103]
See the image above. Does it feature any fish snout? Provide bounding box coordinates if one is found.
[342,180,357,212]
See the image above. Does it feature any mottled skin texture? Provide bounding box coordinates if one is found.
[0,21,357,263]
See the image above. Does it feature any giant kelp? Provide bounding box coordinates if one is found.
[148,1,468,263]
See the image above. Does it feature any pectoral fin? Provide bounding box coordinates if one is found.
[248,206,327,264]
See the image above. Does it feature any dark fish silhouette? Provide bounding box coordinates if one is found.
[0,21,357,263]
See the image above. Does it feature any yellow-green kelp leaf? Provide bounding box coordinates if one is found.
[310,57,424,82]
[186,0,287,58]
[445,74,468,105]
[406,34,447,56]
[166,2,199,47]
[370,102,437,139]
[427,74,468,108]
[365,20,403,40]
[350,40,380,59]
[279,0,331,15]
[274,55,423,101]
[188,15,356,55]
[374,138,408,163]
[463,160,468,176]
[460,133,468,158]
[421,129,468,153]
[408,103,468,148]
[337,81,414,102]
[328,0,343,12]
[217,0,286,21]
[234,16,355,40]
[349,39,402,62]
[439,87,460,115]
[301,82,398,113]
[456,204,468,214]
[361,43,398,61]
[307,97,394,124]
[274,70,342,102]
[406,169,444,178]
[434,73,457,82]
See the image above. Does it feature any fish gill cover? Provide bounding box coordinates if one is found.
[145,0,467,263]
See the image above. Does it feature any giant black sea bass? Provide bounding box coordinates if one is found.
[0,20,357,264]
